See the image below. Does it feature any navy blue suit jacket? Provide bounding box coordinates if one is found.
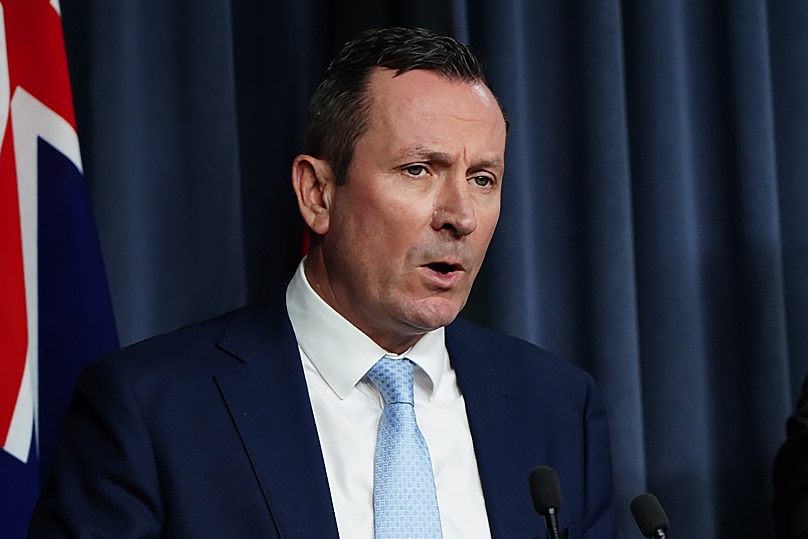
[29,297,617,538]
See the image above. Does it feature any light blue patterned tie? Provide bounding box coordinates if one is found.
[367,356,443,539]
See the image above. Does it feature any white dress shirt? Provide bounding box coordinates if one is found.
[285,260,492,538]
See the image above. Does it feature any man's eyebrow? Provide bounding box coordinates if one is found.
[471,157,505,171]
[400,146,454,163]
[400,146,504,170]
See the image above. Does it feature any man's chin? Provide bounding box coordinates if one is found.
[403,298,465,331]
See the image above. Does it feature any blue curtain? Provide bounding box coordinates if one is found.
[60,1,808,537]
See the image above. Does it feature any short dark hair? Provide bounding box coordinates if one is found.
[302,27,505,185]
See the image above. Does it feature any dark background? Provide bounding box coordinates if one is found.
[59,1,808,536]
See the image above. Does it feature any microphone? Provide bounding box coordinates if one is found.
[630,493,670,538]
[529,465,563,539]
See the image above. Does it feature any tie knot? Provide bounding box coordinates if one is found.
[367,356,415,406]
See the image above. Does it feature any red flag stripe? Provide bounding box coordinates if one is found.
[0,0,30,453]
[0,0,80,462]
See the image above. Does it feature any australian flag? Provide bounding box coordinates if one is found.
[0,1,118,537]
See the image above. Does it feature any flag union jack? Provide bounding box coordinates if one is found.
[1,0,82,464]
[0,2,117,536]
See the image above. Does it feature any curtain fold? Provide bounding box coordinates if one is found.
[62,1,247,345]
[770,3,808,398]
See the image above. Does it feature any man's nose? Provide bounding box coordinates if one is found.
[431,174,477,237]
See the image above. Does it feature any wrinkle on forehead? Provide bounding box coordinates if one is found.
[369,69,505,120]
[363,69,507,174]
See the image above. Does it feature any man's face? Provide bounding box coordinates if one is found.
[307,68,506,352]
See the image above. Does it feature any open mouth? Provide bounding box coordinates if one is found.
[427,262,461,274]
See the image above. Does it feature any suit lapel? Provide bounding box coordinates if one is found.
[209,304,554,538]
[447,320,550,539]
[214,300,340,539]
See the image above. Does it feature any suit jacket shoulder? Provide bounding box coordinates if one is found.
[30,299,340,539]
[445,317,617,539]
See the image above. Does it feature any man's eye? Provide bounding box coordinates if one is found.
[471,176,494,187]
[404,165,427,177]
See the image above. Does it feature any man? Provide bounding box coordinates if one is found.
[29,27,618,538]
[774,374,808,538]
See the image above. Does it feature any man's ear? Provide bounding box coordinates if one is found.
[291,154,335,235]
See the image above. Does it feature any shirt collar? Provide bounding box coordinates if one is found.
[285,259,446,400]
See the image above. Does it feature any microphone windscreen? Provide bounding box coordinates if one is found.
[529,466,563,515]
[630,493,670,537]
